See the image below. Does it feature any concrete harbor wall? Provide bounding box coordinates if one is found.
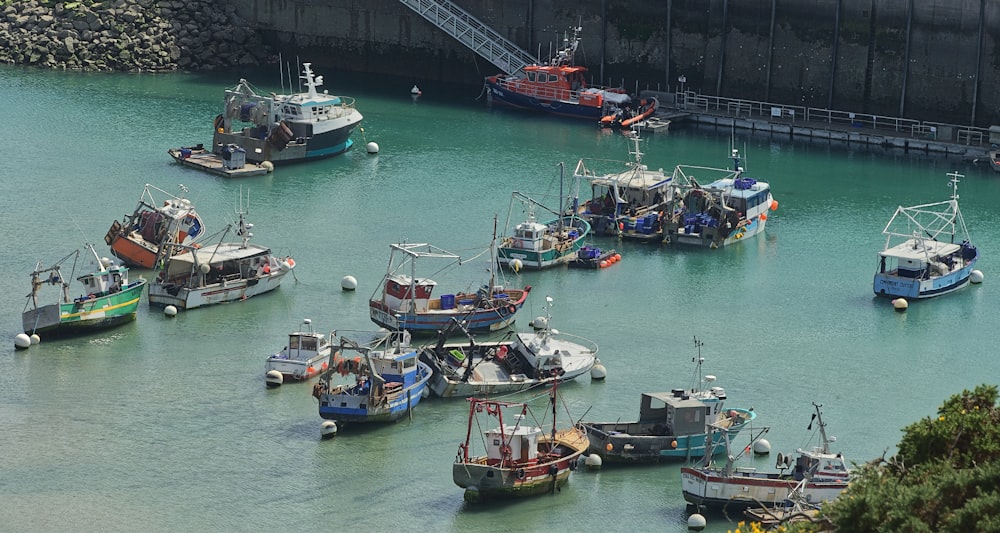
[236,0,1000,128]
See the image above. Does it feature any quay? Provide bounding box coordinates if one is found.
[642,90,999,164]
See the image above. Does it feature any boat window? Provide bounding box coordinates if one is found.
[548,74,558,83]
[404,358,416,368]
[526,72,536,82]
[302,338,317,350]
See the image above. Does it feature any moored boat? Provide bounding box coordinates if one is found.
[873,171,979,299]
[663,148,777,248]
[680,402,850,510]
[599,96,659,129]
[369,240,531,334]
[484,26,631,120]
[576,337,756,464]
[418,296,598,398]
[265,319,334,387]
[22,243,147,338]
[105,183,205,269]
[453,381,588,502]
[498,165,590,270]
[571,129,674,241]
[148,193,295,310]
[313,334,432,427]
[207,62,362,165]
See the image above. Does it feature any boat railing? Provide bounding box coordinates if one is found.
[495,76,576,102]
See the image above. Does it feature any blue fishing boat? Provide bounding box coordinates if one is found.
[369,240,531,334]
[313,334,432,429]
[874,171,980,299]
[575,337,756,464]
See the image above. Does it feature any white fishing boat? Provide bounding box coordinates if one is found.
[105,183,205,269]
[148,192,295,310]
[265,319,334,387]
[200,62,362,165]
[418,296,598,398]
[571,129,674,241]
[663,147,778,248]
[873,171,979,299]
[680,402,850,510]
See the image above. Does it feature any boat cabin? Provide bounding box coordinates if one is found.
[511,216,549,251]
[704,177,772,219]
[287,331,328,358]
[639,390,726,437]
[78,264,127,297]
[878,238,965,279]
[795,448,851,482]
[486,413,542,463]
[382,274,436,312]
[370,347,422,388]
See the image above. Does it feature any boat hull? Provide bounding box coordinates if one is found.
[212,122,357,165]
[680,466,849,509]
[666,214,768,248]
[580,411,752,464]
[265,355,330,382]
[317,362,432,423]
[22,280,147,337]
[485,79,605,120]
[108,234,159,269]
[873,256,978,299]
[148,269,290,310]
[369,288,529,333]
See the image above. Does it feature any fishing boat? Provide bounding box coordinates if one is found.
[599,96,659,129]
[452,381,588,503]
[498,164,590,270]
[484,26,631,120]
[663,147,778,248]
[264,319,334,387]
[104,183,205,269]
[418,296,598,398]
[22,243,147,338]
[206,62,362,165]
[576,337,756,464]
[148,192,296,310]
[571,129,674,241]
[313,333,432,428]
[873,171,979,299]
[568,245,619,269]
[680,402,850,510]
[368,239,531,334]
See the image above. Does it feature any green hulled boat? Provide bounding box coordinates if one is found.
[23,244,147,338]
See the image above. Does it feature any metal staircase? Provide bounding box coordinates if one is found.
[398,0,537,76]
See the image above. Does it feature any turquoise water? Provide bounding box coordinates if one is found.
[3,63,1000,532]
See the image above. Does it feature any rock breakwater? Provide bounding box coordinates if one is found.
[0,0,273,71]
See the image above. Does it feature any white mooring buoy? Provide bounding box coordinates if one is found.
[687,513,707,531]
[510,258,523,273]
[30,333,40,345]
[14,333,31,350]
[590,358,607,380]
[892,298,908,311]
[971,269,984,284]
[366,141,380,154]
[341,275,358,291]
[320,420,338,439]
[531,316,547,330]
[753,438,771,455]
[164,305,178,317]
[261,161,274,173]
[265,370,283,388]
[584,453,603,470]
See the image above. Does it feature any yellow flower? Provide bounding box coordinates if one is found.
[939,415,946,421]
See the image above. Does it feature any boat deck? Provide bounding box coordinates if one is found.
[168,147,273,178]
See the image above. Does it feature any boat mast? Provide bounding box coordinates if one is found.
[947,171,963,244]
[691,336,704,393]
[809,402,831,454]
[558,162,565,233]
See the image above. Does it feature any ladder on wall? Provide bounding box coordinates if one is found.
[398,0,537,76]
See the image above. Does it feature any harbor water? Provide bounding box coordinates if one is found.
[3,64,1000,532]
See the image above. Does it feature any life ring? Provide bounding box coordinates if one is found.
[516,468,526,479]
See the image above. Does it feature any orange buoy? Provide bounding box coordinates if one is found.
[760,213,768,221]
[613,253,621,262]
[770,200,779,211]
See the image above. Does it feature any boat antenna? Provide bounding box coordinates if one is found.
[947,171,963,202]
[278,52,284,92]
[557,162,565,233]
[691,335,704,392]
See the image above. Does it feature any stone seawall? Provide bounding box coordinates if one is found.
[0,0,272,71]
